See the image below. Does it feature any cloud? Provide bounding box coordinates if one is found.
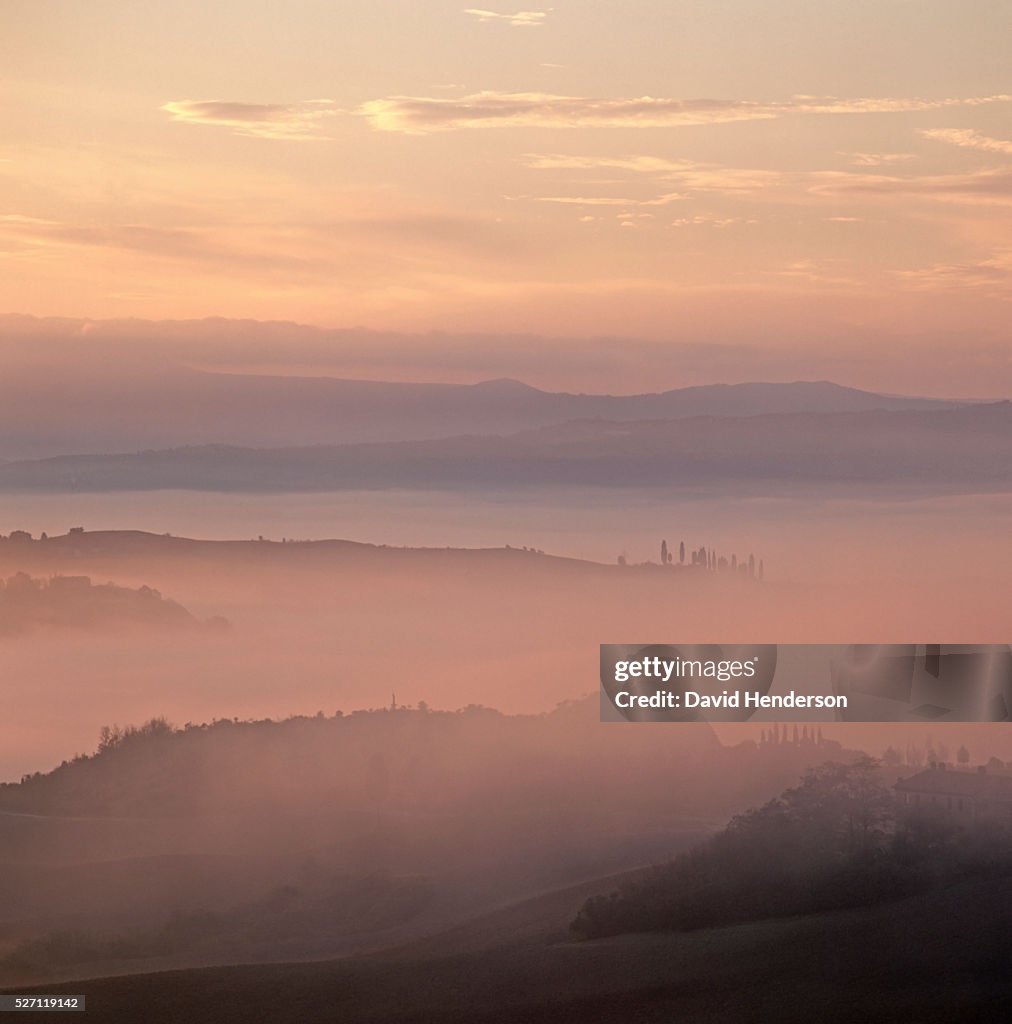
[671,216,758,228]
[898,252,1012,293]
[359,91,1012,133]
[811,167,1012,204]
[527,151,1012,210]
[526,193,684,207]
[843,152,915,167]
[921,128,1012,155]
[0,217,315,272]
[523,154,780,193]
[161,100,341,140]
[0,214,57,226]
[463,9,549,27]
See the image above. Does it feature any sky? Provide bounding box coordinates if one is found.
[1,1,1010,393]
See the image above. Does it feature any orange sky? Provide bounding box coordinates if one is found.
[1,2,1009,392]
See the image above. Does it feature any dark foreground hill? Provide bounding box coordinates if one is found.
[7,874,1010,1023]
[0,701,858,988]
[0,401,1008,495]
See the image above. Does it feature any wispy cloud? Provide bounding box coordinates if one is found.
[671,216,758,228]
[811,167,1012,204]
[360,91,1012,133]
[842,152,915,167]
[525,193,684,207]
[0,217,313,272]
[523,154,780,193]
[0,214,57,226]
[162,100,341,140]
[463,9,550,27]
[921,128,1012,155]
[898,251,1012,294]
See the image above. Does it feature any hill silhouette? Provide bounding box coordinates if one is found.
[572,758,1012,938]
[0,572,213,636]
[0,700,867,988]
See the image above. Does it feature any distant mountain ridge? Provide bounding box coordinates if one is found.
[0,371,969,459]
[0,402,1007,495]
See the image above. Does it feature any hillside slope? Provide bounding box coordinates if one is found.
[8,875,1009,1023]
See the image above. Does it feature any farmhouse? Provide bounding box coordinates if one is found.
[895,764,1012,826]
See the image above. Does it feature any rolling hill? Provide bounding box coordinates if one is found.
[5,873,1009,1023]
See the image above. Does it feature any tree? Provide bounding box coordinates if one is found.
[679,540,685,564]
[98,725,120,751]
[661,539,668,565]
[748,553,755,577]
[957,744,970,767]
[772,756,893,854]
[758,559,765,582]
[617,554,626,566]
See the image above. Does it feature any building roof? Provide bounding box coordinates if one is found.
[895,767,1012,802]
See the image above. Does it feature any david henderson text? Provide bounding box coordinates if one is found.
[613,690,847,709]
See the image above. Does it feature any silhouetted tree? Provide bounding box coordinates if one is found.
[679,540,685,564]
[749,553,755,577]
[661,539,668,565]
[758,559,765,582]
[957,744,970,767]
